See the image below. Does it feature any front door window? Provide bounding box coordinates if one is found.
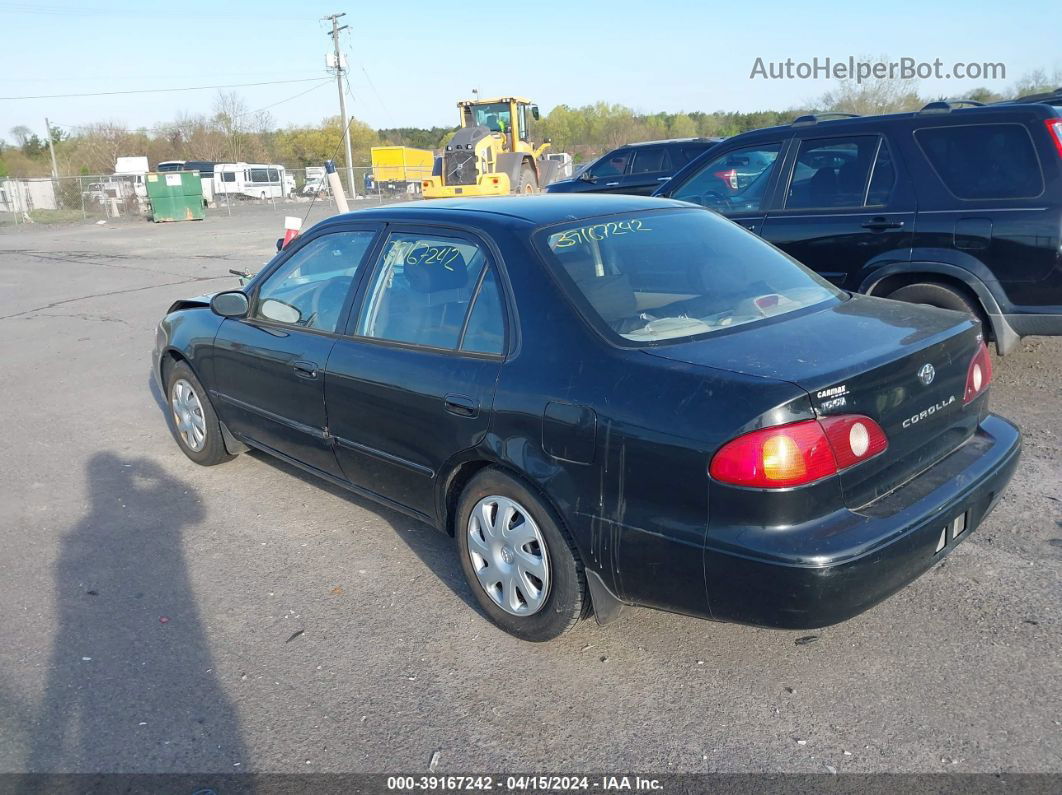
[253,231,376,333]
[670,143,782,213]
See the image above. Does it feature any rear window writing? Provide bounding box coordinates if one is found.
[915,124,1043,200]
[550,219,653,248]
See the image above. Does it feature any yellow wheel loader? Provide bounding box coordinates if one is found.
[422,96,558,198]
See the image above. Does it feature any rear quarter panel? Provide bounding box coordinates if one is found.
[898,110,1062,306]
[484,232,811,616]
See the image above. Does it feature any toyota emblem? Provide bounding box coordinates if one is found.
[918,363,935,386]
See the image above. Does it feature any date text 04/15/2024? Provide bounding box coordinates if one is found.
[385,775,663,791]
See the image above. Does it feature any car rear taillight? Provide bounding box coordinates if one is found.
[963,342,993,404]
[714,168,738,190]
[709,415,888,489]
[1045,119,1062,159]
[818,415,889,470]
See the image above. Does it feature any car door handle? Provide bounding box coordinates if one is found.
[861,217,904,231]
[444,393,478,418]
[293,360,319,379]
[605,181,619,187]
[657,176,671,181]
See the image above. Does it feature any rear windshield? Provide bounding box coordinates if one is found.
[536,209,841,345]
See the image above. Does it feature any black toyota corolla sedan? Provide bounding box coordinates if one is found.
[153,195,1021,642]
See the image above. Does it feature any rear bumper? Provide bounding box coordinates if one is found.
[703,414,1022,629]
[992,311,1062,354]
[1004,312,1062,338]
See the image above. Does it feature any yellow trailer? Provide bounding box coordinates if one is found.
[370,146,435,193]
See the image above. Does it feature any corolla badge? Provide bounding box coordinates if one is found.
[917,363,936,386]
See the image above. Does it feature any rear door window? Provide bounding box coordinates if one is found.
[786,136,880,209]
[460,268,506,355]
[915,123,1044,199]
[865,140,896,205]
[630,147,672,174]
[356,232,490,350]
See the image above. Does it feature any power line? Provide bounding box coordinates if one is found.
[50,78,334,133]
[242,79,333,118]
[1,77,328,102]
[7,70,328,84]
[360,65,397,128]
[0,2,306,21]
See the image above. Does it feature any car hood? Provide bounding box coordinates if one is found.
[166,293,215,313]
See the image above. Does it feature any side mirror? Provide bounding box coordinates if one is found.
[258,299,300,325]
[276,237,285,252]
[579,171,595,183]
[210,290,249,318]
[531,105,540,120]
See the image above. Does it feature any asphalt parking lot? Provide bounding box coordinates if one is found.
[1,206,1060,775]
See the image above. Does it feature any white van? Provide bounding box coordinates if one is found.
[213,163,293,200]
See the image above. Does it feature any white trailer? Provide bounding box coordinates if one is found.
[0,178,58,212]
[213,163,293,200]
[115,156,150,201]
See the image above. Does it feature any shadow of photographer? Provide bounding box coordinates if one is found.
[26,452,246,773]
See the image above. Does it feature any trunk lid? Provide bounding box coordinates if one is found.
[646,294,985,507]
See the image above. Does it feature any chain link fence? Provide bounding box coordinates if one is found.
[0,165,438,227]
[1,173,170,226]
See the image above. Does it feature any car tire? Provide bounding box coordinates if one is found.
[885,282,987,330]
[164,360,234,466]
[516,164,537,195]
[455,468,586,641]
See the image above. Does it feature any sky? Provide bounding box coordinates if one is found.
[0,0,1059,142]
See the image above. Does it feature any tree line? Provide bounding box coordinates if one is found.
[1,67,1058,179]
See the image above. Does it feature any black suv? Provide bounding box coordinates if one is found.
[654,93,1062,353]
[547,138,720,196]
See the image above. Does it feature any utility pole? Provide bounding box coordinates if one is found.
[325,12,356,198]
[44,117,59,180]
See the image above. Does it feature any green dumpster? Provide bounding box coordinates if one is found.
[146,171,204,222]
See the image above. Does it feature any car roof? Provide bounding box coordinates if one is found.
[722,101,1061,144]
[320,194,695,228]
[622,137,721,147]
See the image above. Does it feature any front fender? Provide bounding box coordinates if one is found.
[155,307,225,389]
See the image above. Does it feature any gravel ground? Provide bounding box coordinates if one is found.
[0,207,1060,776]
